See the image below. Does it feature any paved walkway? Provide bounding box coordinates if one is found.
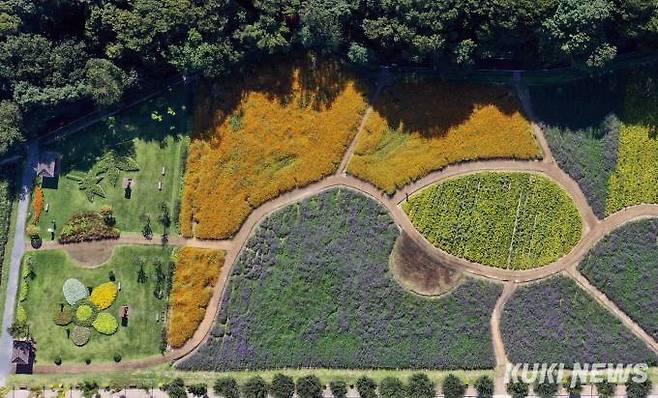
[0,141,38,385]
[16,70,658,381]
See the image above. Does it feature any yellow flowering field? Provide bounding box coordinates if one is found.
[348,81,541,193]
[168,247,225,348]
[181,60,368,238]
[605,70,658,215]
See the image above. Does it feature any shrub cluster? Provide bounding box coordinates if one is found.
[89,281,118,310]
[92,313,119,335]
[71,326,92,346]
[63,278,89,305]
[59,211,120,244]
[179,189,502,371]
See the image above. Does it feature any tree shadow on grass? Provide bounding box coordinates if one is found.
[370,79,522,138]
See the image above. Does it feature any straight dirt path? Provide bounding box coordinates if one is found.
[0,141,38,385]
[566,266,658,355]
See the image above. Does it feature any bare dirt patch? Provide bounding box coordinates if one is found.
[390,232,464,296]
[61,240,117,267]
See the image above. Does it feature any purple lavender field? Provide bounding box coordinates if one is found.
[580,219,658,341]
[501,276,656,365]
[178,188,503,370]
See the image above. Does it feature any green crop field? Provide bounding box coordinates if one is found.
[403,172,583,269]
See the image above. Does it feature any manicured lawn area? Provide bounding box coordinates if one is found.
[179,188,502,371]
[180,59,369,239]
[501,276,657,365]
[403,172,582,269]
[579,219,658,341]
[37,85,192,237]
[19,245,174,364]
[347,80,540,194]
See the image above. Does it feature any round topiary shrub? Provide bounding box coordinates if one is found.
[271,374,295,398]
[53,306,74,326]
[71,326,92,346]
[92,313,118,335]
[356,377,377,398]
[241,376,268,398]
[475,376,494,398]
[113,353,122,363]
[63,278,88,305]
[379,377,404,398]
[442,374,465,398]
[89,282,118,310]
[329,381,348,398]
[75,303,95,323]
[296,375,322,398]
[54,356,62,366]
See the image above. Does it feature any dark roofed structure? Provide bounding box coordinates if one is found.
[12,339,35,374]
[36,151,60,188]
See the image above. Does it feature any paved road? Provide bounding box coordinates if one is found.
[0,141,38,385]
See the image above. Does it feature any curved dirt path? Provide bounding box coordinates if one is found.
[491,283,516,395]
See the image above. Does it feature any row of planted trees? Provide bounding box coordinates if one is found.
[34,372,653,398]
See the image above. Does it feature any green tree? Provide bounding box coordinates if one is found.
[441,374,465,398]
[356,377,377,398]
[329,380,348,398]
[270,374,295,398]
[379,377,405,398]
[84,58,133,106]
[213,377,239,398]
[626,379,652,398]
[507,380,529,398]
[296,375,322,398]
[0,100,22,155]
[241,376,268,398]
[475,375,494,398]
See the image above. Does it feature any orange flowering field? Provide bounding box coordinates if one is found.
[181,60,368,238]
[347,81,541,193]
[168,247,224,348]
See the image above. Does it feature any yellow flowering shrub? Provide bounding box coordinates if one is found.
[348,80,541,193]
[167,247,225,348]
[180,59,369,238]
[89,281,118,310]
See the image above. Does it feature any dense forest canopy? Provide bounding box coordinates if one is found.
[0,0,657,155]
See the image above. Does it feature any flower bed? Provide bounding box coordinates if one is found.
[58,211,120,244]
[71,326,92,346]
[403,172,582,269]
[63,278,88,305]
[167,247,224,348]
[92,313,119,335]
[90,282,118,310]
[180,59,368,239]
[178,189,502,371]
[347,81,541,194]
[579,219,658,341]
[501,276,656,364]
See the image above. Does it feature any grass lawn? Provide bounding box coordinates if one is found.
[37,84,192,237]
[19,245,174,364]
